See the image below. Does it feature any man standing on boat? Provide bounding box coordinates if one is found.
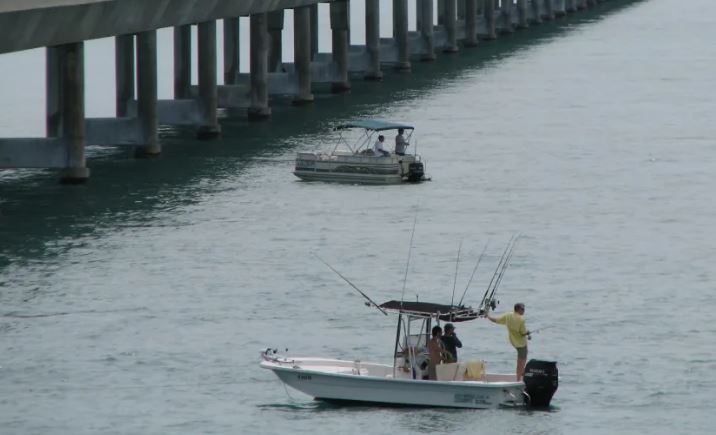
[440,323,462,363]
[394,128,409,156]
[487,303,530,381]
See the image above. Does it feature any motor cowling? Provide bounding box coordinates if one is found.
[523,359,558,408]
[407,162,424,182]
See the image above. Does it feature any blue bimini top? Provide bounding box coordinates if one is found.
[336,120,415,132]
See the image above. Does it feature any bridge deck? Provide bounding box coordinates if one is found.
[0,0,327,54]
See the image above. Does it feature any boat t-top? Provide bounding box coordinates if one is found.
[293,120,428,184]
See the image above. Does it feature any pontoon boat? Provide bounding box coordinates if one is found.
[293,120,428,184]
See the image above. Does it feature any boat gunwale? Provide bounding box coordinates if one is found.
[259,359,524,389]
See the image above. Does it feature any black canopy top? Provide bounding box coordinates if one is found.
[379,300,480,322]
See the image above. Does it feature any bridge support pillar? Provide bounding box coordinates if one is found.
[310,4,319,60]
[484,0,497,40]
[393,0,411,71]
[268,10,285,73]
[249,13,272,120]
[530,0,543,24]
[293,6,314,105]
[136,30,159,156]
[577,0,588,10]
[464,0,479,47]
[543,0,555,20]
[115,35,135,117]
[197,21,221,138]
[517,0,528,28]
[365,0,383,80]
[224,18,240,85]
[330,0,351,93]
[49,43,90,183]
[419,0,436,61]
[444,0,458,53]
[501,0,514,34]
[174,25,192,98]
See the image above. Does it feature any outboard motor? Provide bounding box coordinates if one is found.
[407,162,424,182]
[523,359,558,408]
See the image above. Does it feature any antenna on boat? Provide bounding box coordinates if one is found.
[399,205,419,309]
[450,240,463,308]
[313,253,388,316]
[458,240,490,307]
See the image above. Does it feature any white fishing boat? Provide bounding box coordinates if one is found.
[260,300,558,409]
[293,120,428,184]
[261,237,558,409]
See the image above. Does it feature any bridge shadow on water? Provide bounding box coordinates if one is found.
[0,1,640,271]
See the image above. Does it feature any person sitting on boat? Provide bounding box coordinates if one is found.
[440,323,463,363]
[373,135,390,157]
[394,128,409,156]
[427,325,447,380]
[487,303,530,381]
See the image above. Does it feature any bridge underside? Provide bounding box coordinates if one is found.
[0,0,328,55]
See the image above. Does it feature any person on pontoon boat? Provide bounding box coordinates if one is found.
[373,135,390,157]
[394,128,409,156]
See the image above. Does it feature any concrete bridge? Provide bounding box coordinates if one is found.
[0,0,615,183]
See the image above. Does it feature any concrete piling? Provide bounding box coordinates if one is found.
[268,10,285,73]
[136,30,159,156]
[543,0,556,20]
[46,47,62,138]
[364,0,383,80]
[501,0,514,34]
[223,18,240,85]
[54,42,89,184]
[115,35,134,117]
[173,25,191,99]
[293,6,314,105]
[309,4,319,61]
[419,0,436,61]
[330,0,351,93]
[249,13,272,119]
[484,0,497,40]
[444,0,459,53]
[393,0,411,71]
[464,0,479,47]
[197,21,221,138]
[517,0,528,28]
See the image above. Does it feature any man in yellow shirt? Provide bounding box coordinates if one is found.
[487,303,530,381]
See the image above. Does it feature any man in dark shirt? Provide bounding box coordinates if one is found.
[440,323,463,363]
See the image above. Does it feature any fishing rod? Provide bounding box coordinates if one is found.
[487,234,520,306]
[313,253,388,316]
[479,235,516,312]
[528,325,553,335]
[449,240,463,308]
[457,240,489,307]
[399,206,419,309]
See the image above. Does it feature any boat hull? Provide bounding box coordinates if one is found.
[261,358,525,409]
[293,152,425,185]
